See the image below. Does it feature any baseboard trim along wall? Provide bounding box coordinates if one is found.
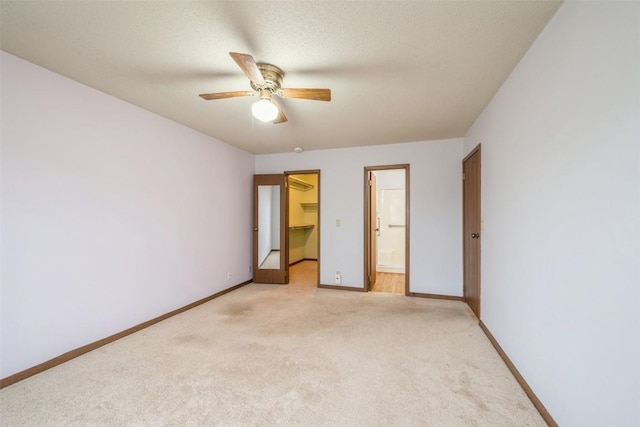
[318,284,365,292]
[316,288,464,298]
[479,320,558,427]
[0,280,252,389]
[408,292,464,301]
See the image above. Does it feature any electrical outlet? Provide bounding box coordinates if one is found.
[335,271,341,285]
[249,265,252,274]
[227,272,231,280]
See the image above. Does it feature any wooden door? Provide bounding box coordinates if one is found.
[368,171,378,290]
[463,146,481,318]
[253,174,289,284]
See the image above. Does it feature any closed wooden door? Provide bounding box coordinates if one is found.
[463,146,481,318]
[253,174,289,284]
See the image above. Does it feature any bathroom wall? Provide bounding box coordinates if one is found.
[374,170,406,273]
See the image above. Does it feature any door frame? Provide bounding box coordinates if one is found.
[364,164,410,295]
[463,144,481,318]
[285,170,321,287]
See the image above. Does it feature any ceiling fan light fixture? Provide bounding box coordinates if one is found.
[199,53,330,125]
[252,99,279,122]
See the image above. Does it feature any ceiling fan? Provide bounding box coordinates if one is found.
[199,52,331,124]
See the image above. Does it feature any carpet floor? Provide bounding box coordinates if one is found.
[1,268,545,426]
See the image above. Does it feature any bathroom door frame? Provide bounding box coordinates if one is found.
[364,164,410,295]
[285,169,321,287]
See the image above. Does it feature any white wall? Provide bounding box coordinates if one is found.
[375,169,404,190]
[463,2,639,425]
[256,139,463,295]
[0,52,254,378]
[375,170,406,272]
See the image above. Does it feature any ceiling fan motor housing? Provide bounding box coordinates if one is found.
[250,63,285,94]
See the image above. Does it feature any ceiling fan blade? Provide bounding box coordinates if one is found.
[199,91,254,100]
[271,98,288,124]
[229,52,265,86]
[278,88,331,102]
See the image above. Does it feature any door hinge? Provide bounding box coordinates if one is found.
[462,172,466,180]
[368,179,372,186]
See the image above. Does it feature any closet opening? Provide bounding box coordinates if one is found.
[286,170,320,288]
[364,165,409,295]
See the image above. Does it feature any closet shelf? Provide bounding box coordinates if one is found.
[300,202,318,210]
[288,176,314,191]
[289,224,315,230]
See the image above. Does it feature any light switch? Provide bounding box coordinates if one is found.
[336,219,341,227]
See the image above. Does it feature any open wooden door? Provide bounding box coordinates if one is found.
[463,146,481,318]
[365,170,378,290]
[253,174,289,284]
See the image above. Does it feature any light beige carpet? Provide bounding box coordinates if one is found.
[1,266,545,426]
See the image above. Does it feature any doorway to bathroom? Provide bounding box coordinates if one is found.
[364,165,409,295]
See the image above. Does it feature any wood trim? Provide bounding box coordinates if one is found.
[408,292,464,301]
[362,164,411,171]
[318,284,366,292]
[463,143,482,163]
[316,172,321,288]
[0,280,252,389]
[404,165,411,296]
[364,168,371,290]
[479,320,558,427]
[284,169,321,176]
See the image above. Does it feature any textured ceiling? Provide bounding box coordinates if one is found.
[0,1,562,154]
